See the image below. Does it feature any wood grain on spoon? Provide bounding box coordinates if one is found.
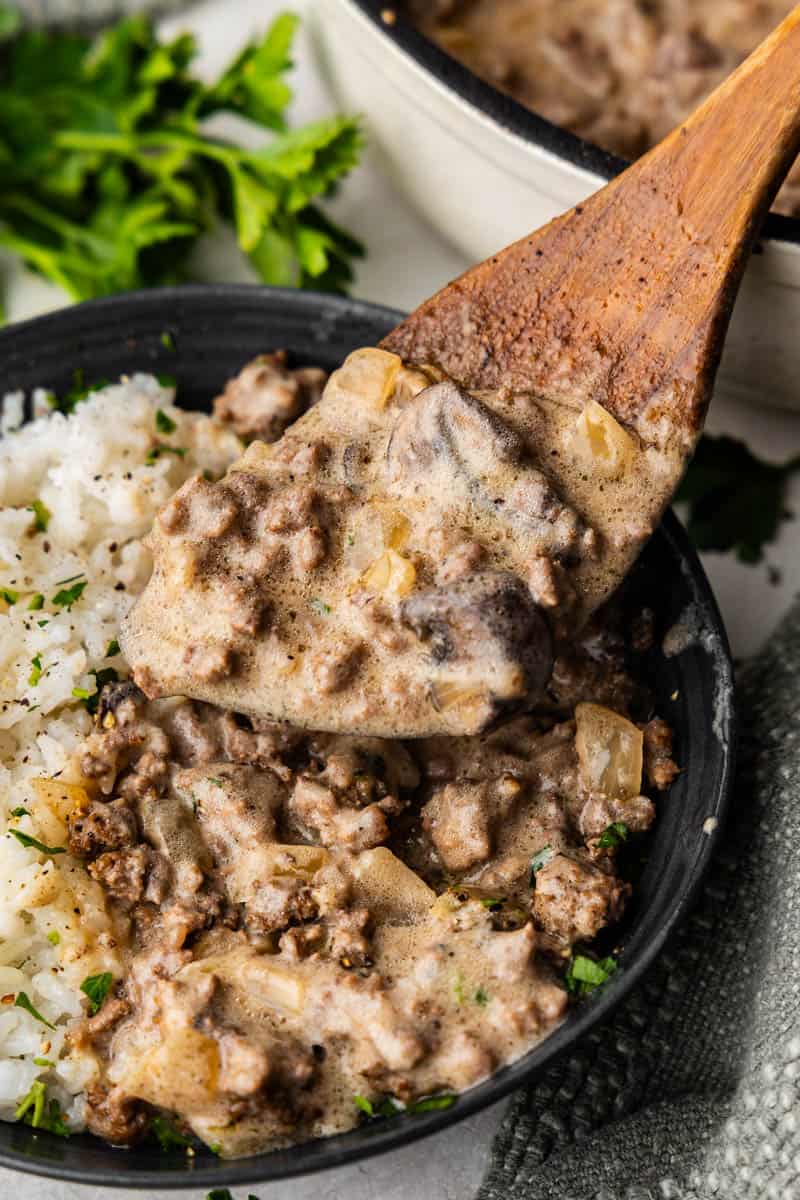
[383,3,800,611]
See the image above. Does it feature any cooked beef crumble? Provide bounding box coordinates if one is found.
[69,602,676,1157]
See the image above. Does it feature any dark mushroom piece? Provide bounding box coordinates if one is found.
[387,381,594,563]
[402,571,553,726]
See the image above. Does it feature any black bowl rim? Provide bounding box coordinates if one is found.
[347,0,800,249]
[0,284,737,1189]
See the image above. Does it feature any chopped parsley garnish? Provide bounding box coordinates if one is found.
[14,991,55,1029]
[73,667,120,715]
[28,654,43,686]
[33,1057,55,1068]
[52,578,87,609]
[479,897,503,911]
[565,954,617,997]
[46,930,60,945]
[309,598,331,616]
[105,638,120,657]
[160,331,175,352]
[354,1092,455,1120]
[407,1094,456,1114]
[15,1081,70,1136]
[145,442,187,465]
[207,777,224,787]
[8,829,66,856]
[27,594,44,611]
[474,987,489,1007]
[155,408,177,434]
[9,807,28,818]
[37,619,49,628]
[1,588,18,605]
[677,434,800,564]
[27,499,51,533]
[151,1113,192,1151]
[354,1095,402,1119]
[49,372,110,416]
[80,972,113,1015]
[597,821,629,850]
[530,844,554,884]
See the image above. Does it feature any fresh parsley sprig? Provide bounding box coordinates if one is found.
[677,434,800,564]
[0,11,363,309]
[15,1080,70,1136]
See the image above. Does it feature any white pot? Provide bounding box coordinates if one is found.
[313,0,800,412]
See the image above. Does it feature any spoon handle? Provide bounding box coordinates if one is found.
[384,5,800,448]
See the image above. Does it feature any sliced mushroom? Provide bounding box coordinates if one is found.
[401,571,553,719]
[386,381,593,560]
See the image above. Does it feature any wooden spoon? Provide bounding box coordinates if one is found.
[124,9,800,737]
[382,3,800,616]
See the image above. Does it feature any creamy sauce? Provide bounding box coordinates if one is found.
[122,349,677,737]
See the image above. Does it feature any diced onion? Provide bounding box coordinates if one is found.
[243,961,307,1015]
[349,847,435,924]
[381,509,411,551]
[262,844,329,877]
[575,702,643,800]
[571,400,636,478]
[32,779,91,822]
[330,348,402,410]
[360,548,416,598]
[430,681,486,713]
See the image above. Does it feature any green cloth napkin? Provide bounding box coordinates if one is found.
[480,597,799,1200]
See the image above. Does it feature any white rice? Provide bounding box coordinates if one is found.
[0,375,242,1130]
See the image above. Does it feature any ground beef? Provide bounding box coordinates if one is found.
[68,800,138,859]
[88,846,169,906]
[421,775,521,873]
[213,351,328,443]
[532,853,628,943]
[85,1085,149,1147]
[643,717,681,789]
[290,776,390,850]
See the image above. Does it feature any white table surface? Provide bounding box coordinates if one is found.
[2,1,799,1196]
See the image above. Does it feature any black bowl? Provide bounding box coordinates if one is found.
[0,285,736,1189]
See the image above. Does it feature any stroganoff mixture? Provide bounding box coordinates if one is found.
[406,0,800,217]
[123,349,678,738]
[0,354,677,1157]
